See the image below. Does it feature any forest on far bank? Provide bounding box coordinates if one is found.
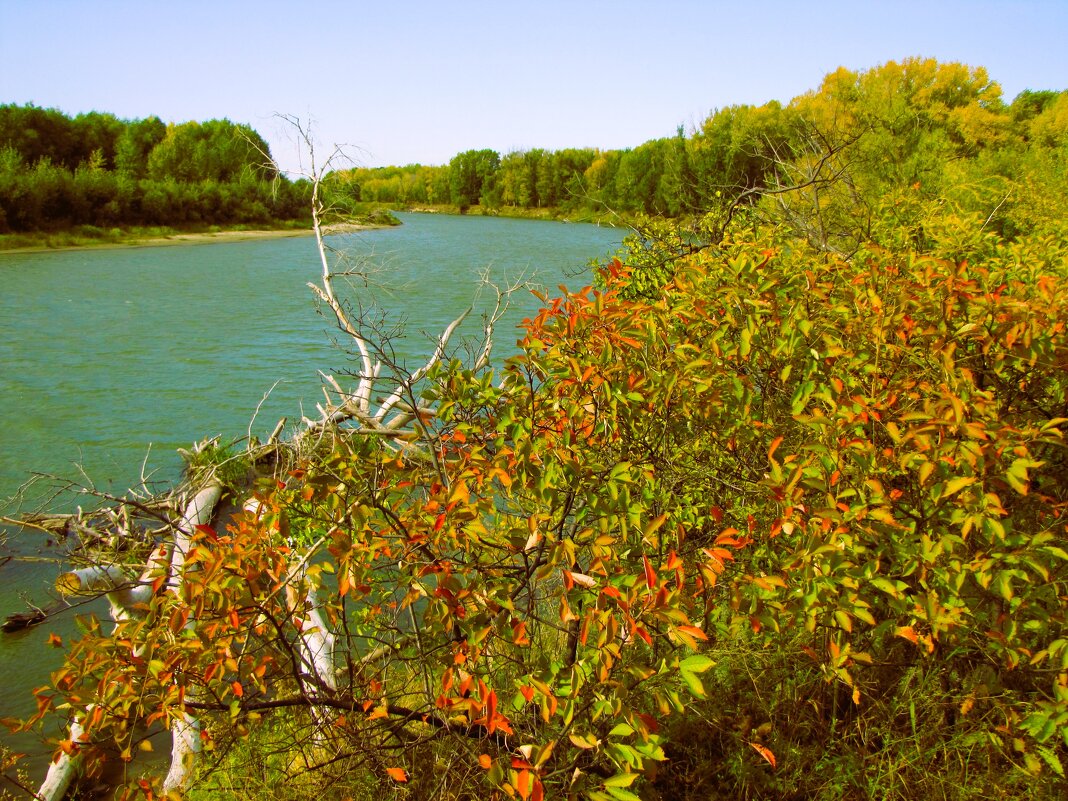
[0,108,309,234]
[5,57,1066,246]
[335,58,1067,244]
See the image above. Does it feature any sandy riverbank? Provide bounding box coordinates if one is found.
[0,221,389,255]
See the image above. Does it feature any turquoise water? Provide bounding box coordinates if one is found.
[0,212,623,775]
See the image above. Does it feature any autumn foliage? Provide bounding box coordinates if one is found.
[11,59,1068,801]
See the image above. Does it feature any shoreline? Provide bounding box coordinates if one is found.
[0,221,390,256]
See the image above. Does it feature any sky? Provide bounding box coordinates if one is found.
[1,0,1066,175]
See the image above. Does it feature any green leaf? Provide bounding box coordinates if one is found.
[603,772,639,788]
[790,380,816,416]
[1042,546,1068,562]
[678,655,715,673]
[606,787,643,801]
[740,327,752,358]
[994,571,1014,602]
[870,577,903,599]
[1036,745,1065,777]
[680,670,706,698]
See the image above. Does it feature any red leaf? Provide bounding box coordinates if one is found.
[749,741,777,768]
[194,524,218,541]
[434,513,446,532]
[231,681,244,698]
[643,555,657,590]
[486,689,498,733]
[637,712,660,733]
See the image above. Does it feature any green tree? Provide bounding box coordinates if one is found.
[114,116,166,178]
[448,148,500,211]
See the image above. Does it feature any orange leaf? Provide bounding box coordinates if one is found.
[386,767,408,783]
[677,624,708,641]
[749,741,777,768]
[513,620,530,646]
[768,435,784,461]
[231,681,244,698]
[896,626,919,644]
[517,768,531,800]
[478,753,493,769]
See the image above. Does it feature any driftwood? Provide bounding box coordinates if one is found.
[0,513,72,535]
[2,600,69,632]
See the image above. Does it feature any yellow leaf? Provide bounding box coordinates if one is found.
[941,476,976,500]
[568,732,600,749]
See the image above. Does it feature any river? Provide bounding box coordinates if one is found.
[0,212,623,777]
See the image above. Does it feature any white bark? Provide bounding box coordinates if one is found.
[167,482,223,592]
[55,564,154,622]
[159,481,221,796]
[37,716,86,801]
[298,585,337,694]
[372,307,470,424]
[37,482,222,801]
[161,710,200,797]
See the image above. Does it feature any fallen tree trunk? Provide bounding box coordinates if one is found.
[36,481,222,801]
[36,716,87,801]
[159,482,222,798]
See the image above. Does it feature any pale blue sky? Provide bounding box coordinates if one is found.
[1,1,1065,174]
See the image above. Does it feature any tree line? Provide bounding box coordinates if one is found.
[335,58,1067,242]
[0,105,310,233]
